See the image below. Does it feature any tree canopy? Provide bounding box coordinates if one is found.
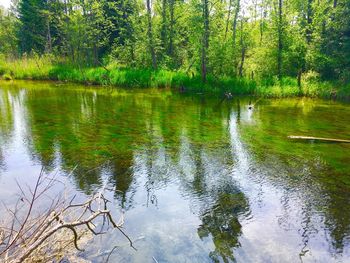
[0,0,349,83]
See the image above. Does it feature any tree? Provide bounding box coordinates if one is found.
[277,0,283,80]
[146,0,157,69]
[18,0,48,54]
[201,0,209,82]
[0,7,18,57]
[2,0,350,84]
[102,0,135,55]
[232,0,240,75]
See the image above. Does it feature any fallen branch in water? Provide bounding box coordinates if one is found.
[0,168,133,263]
[288,135,350,143]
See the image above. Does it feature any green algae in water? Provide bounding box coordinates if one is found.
[0,80,350,262]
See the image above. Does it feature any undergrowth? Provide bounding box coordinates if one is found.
[0,57,349,99]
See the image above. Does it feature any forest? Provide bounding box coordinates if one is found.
[0,0,350,96]
[1,0,350,262]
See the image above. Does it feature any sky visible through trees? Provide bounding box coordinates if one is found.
[0,0,350,85]
[0,0,10,9]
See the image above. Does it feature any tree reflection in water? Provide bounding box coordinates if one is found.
[198,189,247,262]
[0,82,350,261]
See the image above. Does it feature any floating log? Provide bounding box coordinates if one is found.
[288,135,350,143]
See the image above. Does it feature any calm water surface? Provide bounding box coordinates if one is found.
[0,81,350,262]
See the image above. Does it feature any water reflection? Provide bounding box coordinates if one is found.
[0,81,349,262]
[198,189,247,262]
[0,89,14,170]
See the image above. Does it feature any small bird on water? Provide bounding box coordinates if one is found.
[248,100,253,110]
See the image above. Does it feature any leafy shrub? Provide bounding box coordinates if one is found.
[302,70,320,83]
[2,73,12,80]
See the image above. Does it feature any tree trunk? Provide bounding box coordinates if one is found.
[239,48,245,77]
[46,19,52,54]
[93,44,98,66]
[168,0,175,56]
[297,69,302,94]
[277,0,283,81]
[218,0,233,74]
[232,0,240,45]
[201,0,209,83]
[64,0,68,15]
[224,0,233,41]
[71,45,75,62]
[306,0,313,44]
[146,0,157,69]
[232,0,241,75]
[161,0,167,51]
[259,2,265,45]
[239,18,245,77]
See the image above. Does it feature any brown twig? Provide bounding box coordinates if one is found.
[0,168,132,263]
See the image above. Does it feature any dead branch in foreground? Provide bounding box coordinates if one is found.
[0,168,134,263]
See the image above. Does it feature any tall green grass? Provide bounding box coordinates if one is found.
[1,57,349,99]
[0,55,54,80]
[47,64,257,93]
[255,76,350,100]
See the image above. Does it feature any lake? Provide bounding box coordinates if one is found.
[0,81,350,262]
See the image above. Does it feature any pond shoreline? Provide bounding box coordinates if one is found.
[2,78,350,103]
[1,61,349,100]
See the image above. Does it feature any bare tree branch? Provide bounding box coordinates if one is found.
[0,168,132,263]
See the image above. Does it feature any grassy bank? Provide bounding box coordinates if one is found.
[1,57,349,99]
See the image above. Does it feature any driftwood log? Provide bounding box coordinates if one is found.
[288,135,350,143]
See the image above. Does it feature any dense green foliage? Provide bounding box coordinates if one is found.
[0,7,17,56]
[0,0,350,95]
[2,56,349,98]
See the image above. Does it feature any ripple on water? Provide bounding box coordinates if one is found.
[0,82,349,262]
